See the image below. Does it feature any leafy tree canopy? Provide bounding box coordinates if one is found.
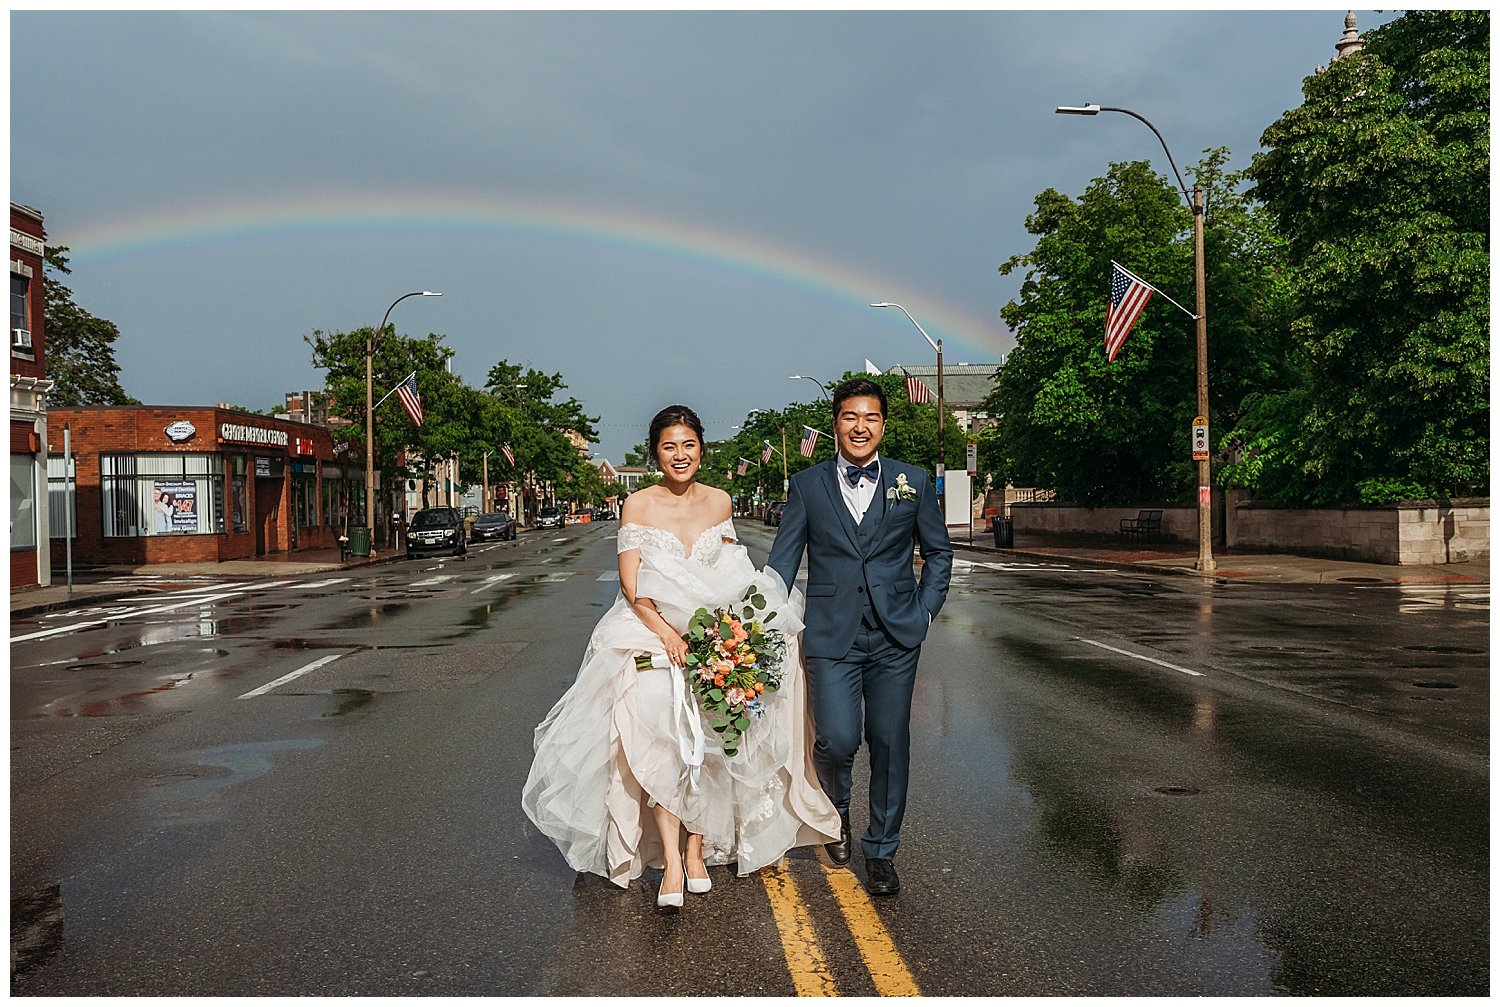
[1235,9,1489,504]
[985,153,1289,504]
[42,247,139,406]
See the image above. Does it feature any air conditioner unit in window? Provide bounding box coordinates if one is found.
[12,328,32,349]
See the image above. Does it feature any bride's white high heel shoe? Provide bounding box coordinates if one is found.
[686,872,712,895]
[657,869,685,909]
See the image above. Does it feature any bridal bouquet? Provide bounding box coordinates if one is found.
[637,585,788,757]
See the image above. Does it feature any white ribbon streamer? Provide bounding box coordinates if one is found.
[646,652,706,793]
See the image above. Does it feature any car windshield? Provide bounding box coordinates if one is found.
[476,514,506,525]
[540,508,559,516]
[411,510,457,529]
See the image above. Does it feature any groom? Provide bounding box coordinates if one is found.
[769,377,952,895]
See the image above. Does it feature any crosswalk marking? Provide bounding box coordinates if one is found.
[238,653,345,699]
[596,572,620,582]
[470,574,516,595]
[11,590,245,644]
[412,574,457,587]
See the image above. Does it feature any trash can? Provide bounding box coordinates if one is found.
[349,525,371,557]
[993,517,1013,549]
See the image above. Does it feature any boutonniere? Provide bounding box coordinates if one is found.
[885,472,916,503]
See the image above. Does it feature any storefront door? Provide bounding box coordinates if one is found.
[253,456,285,555]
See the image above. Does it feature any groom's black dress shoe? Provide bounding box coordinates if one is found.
[865,858,900,896]
[826,814,851,866]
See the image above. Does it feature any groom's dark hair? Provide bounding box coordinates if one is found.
[830,378,887,419]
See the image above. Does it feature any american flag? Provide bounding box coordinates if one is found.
[799,426,820,458]
[905,371,933,404]
[1106,261,1154,362]
[761,440,774,464]
[501,442,515,466]
[395,373,423,427]
[737,457,751,476]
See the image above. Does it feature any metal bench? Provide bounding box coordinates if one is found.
[1119,509,1163,543]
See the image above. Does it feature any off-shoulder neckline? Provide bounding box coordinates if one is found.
[619,517,735,559]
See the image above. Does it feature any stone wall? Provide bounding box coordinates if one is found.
[1013,498,1489,565]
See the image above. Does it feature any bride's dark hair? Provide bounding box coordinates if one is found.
[648,405,705,459]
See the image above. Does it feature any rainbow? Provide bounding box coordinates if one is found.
[62,191,1009,360]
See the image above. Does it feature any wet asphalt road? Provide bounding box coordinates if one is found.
[9,522,1489,995]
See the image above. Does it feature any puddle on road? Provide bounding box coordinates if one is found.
[149,738,323,801]
[321,688,378,718]
[11,883,63,976]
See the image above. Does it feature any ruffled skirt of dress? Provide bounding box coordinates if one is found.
[521,545,839,888]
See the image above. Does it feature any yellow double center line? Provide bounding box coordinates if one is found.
[763,859,922,996]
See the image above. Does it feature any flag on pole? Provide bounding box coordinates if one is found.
[1106,261,1154,362]
[799,426,820,458]
[501,442,515,466]
[737,457,751,476]
[864,358,882,375]
[761,440,774,464]
[395,373,423,426]
[903,368,933,404]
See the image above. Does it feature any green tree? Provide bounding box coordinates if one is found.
[1236,9,1489,504]
[42,247,138,406]
[304,326,462,494]
[988,155,1288,504]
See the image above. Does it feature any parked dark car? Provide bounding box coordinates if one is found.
[536,506,563,529]
[765,500,787,527]
[591,506,615,521]
[407,506,467,557]
[470,511,517,542]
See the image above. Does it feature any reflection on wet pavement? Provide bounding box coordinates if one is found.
[149,738,323,800]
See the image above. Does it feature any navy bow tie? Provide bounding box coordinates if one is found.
[845,462,879,486]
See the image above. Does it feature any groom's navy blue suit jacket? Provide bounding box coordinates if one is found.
[768,457,953,660]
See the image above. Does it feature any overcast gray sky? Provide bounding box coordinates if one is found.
[11,9,1395,462]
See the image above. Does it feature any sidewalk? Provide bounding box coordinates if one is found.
[954,527,1489,587]
[12,529,1488,622]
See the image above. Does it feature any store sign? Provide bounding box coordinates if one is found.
[164,420,197,443]
[254,456,273,478]
[293,436,315,456]
[220,422,288,448]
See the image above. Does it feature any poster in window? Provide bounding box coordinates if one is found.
[153,480,197,532]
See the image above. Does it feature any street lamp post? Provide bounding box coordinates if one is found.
[870,302,945,518]
[366,290,441,551]
[1055,102,1214,572]
[788,374,830,400]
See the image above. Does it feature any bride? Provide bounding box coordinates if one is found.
[521,404,839,908]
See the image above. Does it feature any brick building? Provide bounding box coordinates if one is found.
[47,405,360,566]
[11,202,51,589]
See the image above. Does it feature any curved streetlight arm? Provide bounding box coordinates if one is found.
[1055,103,1191,204]
[373,290,443,350]
[869,302,938,353]
[789,374,829,400]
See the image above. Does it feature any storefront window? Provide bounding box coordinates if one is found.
[101,454,224,537]
[292,467,317,528]
[322,465,342,528]
[11,453,36,549]
[46,456,75,539]
[231,455,247,532]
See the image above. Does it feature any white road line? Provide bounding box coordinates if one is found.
[597,572,620,582]
[11,591,244,644]
[1079,638,1204,677]
[469,574,515,595]
[297,578,351,589]
[538,572,573,583]
[412,574,457,587]
[238,654,344,699]
[552,538,568,544]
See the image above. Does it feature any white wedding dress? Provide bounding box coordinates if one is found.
[521,518,839,888]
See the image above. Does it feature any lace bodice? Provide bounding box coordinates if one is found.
[617,518,737,566]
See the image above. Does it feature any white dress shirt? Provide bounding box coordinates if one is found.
[835,453,882,523]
